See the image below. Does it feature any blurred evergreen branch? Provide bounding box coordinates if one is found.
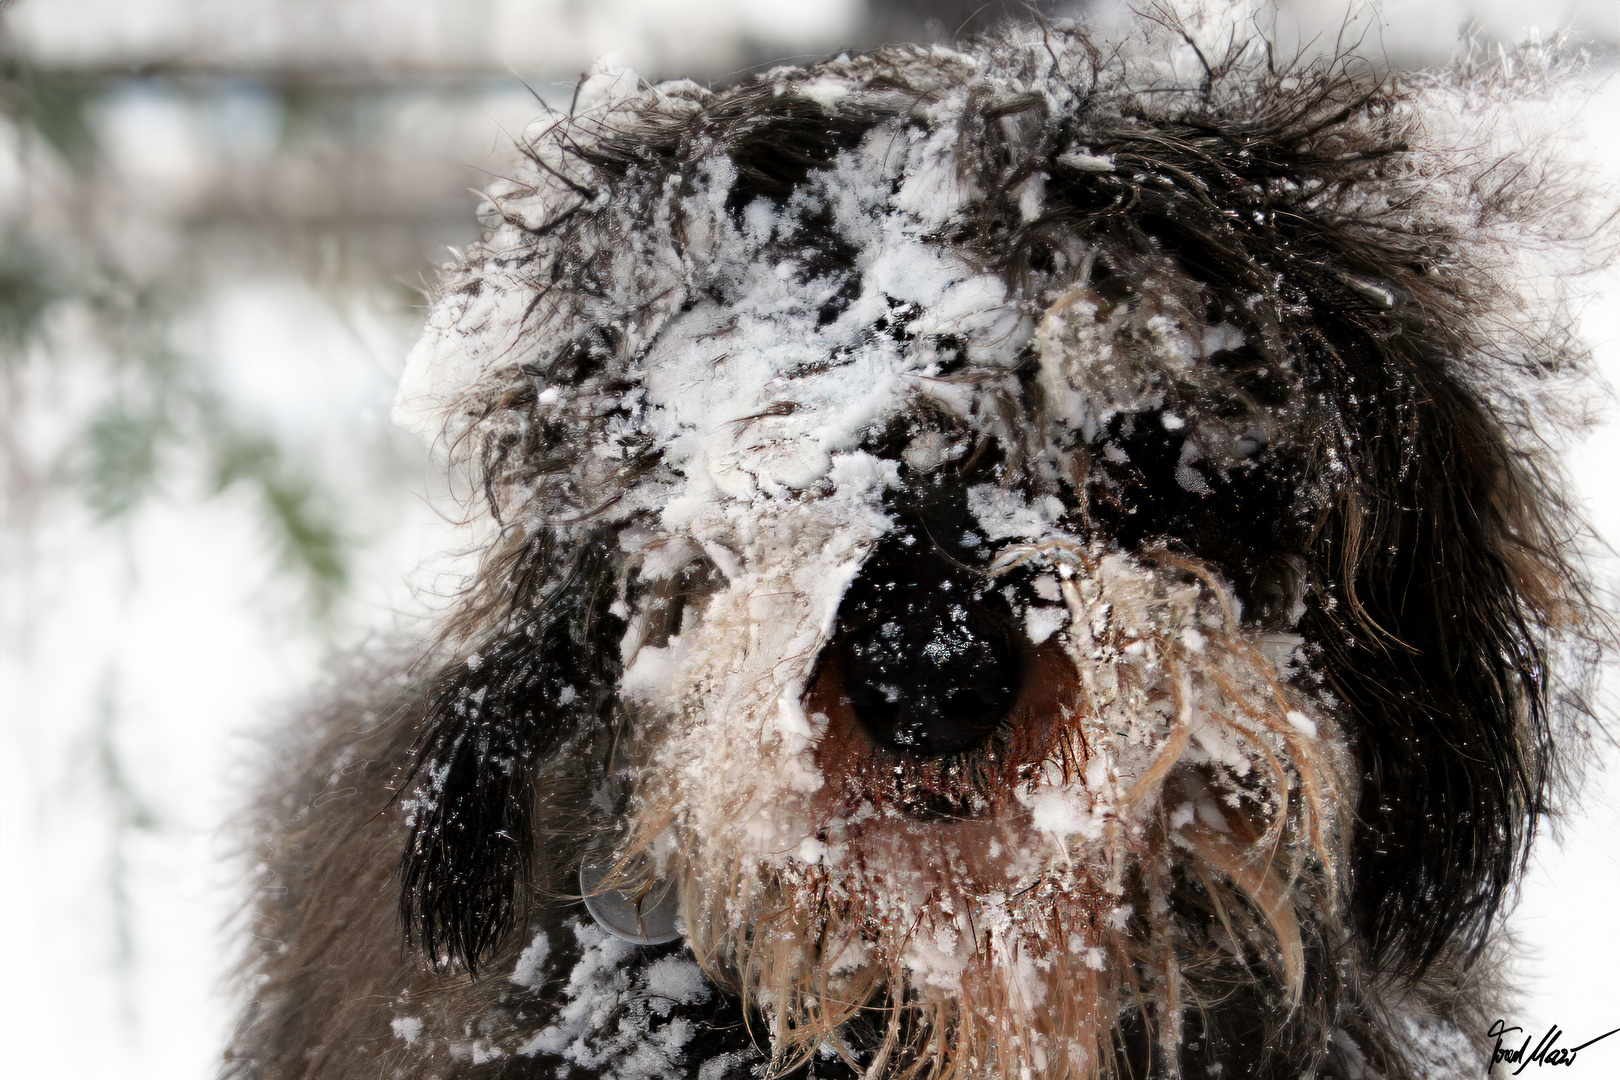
[16,67,98,165]
[0,237,55,348]
[92,668,159,1018]
[1,56,352,619]
[2,46,365,1001]
[207,420,350,614]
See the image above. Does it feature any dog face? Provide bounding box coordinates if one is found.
[566,189,1352,1075]
[379,18,1590,1080]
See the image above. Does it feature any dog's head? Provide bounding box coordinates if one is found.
[392,18,1594,1080]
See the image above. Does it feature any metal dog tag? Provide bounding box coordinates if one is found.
[580,856,682,945]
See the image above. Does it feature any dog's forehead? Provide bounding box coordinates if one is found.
[481,121,979,564]
[395,54,1333,570]
[615,135,1234,561]
[633,209,1024,544]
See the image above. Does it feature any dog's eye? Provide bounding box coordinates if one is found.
[828,529,1022,758]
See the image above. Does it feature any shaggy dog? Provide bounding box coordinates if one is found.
[226,11,1603,1080]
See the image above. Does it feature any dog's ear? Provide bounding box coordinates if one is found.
[1305,333,1561,973]
[398,532,623,973]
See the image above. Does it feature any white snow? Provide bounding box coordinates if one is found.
[642,956,711,1017]
[1024,605,1068,644]
[1286,711,1319,739]
[511,931,552,990]
[1058,149,1115,172]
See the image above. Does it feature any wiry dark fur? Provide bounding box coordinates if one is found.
[399,531,625,973]
[227,14,1603,1080]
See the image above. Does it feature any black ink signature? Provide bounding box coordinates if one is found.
[1488,1020,1620,1074]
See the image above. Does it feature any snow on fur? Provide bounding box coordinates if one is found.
[235,8,1604,1080]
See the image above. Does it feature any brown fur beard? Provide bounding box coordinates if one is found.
[622,544,1351,1080]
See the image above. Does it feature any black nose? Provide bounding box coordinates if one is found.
[829,528,1022,758]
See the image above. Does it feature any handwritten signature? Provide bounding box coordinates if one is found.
[1488,1021,1620,1074]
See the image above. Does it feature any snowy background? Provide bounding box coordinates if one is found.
[2,2,1618,1076]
